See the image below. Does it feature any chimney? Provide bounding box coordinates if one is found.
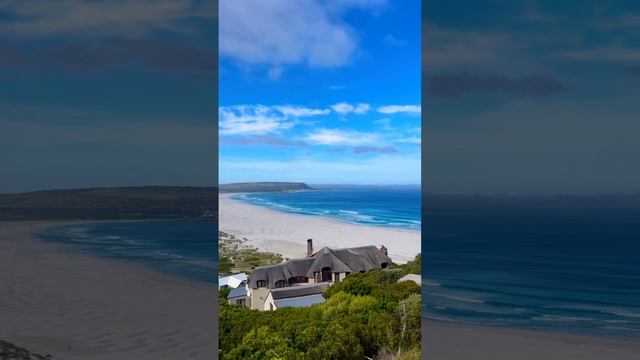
[307,239,314,257]
[380,245,388,256]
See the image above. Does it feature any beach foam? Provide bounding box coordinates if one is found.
[219,193,420,263]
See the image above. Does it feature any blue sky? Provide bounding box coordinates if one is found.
[0,0,216,192]
[425,0,640,193]
[219,0,421,185]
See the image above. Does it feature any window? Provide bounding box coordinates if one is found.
[334,273,340,283]
[381,262,389,269]
[321,267,332,282]
[270,303,273,311]
[256,280,267,288]
[288,276,309,285]
[275,280,286,288]
[236,299,245,306]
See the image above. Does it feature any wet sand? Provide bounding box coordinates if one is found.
[424,320,640,360]
[0,221,217,360]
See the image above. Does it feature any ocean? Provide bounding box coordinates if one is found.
[39,220,218,284]
[232,187,422,230]
[423,204,640,338]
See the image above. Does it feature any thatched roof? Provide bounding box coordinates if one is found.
[306,247,352,276]
[333,246,391,273]
[249,258,314,288]
[248,244,391,288]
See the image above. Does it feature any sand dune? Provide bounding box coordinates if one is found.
[219,193,421,263]
[424,320,640,360]
[0,221,216,360]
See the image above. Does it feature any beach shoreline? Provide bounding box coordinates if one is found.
[219,193,421,263]
[424,320,640,359]
[0,220,216,360]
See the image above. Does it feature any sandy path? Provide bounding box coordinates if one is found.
[0,221,217,360]
[424,320,640,360]
[219,193,421,263]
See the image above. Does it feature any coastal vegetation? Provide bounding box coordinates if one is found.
[0,339,50,360]
[219,254,422,360]
[218,231,284,275]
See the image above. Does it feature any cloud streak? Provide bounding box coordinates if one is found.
[274,106,331,117]
[377,105,421,115]
[303,128,380,146]
[353,146,397,154]
[219,105,295,136]
[221,135,308,147]
[331,102,370,115]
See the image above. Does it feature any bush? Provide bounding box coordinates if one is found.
[219,264,422,359]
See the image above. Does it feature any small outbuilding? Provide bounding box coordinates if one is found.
[226,284,249,307]
[219,273,248,290]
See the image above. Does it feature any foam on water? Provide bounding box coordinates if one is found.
[423,207,640,338]
[233,187,421,230]
[39,220,217,284]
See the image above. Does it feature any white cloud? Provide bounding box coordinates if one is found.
[377,105,421,115]
[383,34,407,47]
[374,118,392,130]
[268,66,284,81]
[219,105,294,136]
[219,0,386,70]
[220,104,333,136]
[303,128,379,146]
[354,103,371,114]
[273,106,330,117]
[331,102,370,115]
[397,136,421,145]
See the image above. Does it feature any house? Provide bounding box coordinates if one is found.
[397,274,421,286]
[218,273,247,290]
[263,283,329,311]
[226,283,249,306]
[247,239,391,311]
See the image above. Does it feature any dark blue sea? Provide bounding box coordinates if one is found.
[39,220,218,284]
[233,187,421,230]
[423,205,640,338]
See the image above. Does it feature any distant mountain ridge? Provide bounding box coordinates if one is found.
[219,182,313,193]
[0,186,217,221]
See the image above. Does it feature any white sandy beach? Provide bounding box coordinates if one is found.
[424,320,640,360]
[0,221,216,360]
[219,193,421,263]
